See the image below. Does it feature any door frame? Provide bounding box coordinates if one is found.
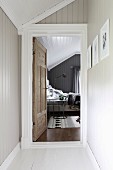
[20,24,87,149]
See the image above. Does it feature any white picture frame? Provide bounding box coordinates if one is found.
[100,19,110,60]
[87,45,92,69]
[92,35,99,66]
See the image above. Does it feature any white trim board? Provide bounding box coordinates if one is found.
[0,0,75,29]
[86,143,100,170]
[20,24,87,149]
[19,0,75,30]
[30,141,82,149]
[0,143,20,170]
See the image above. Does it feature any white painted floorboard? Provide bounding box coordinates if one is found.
[8,147,95,170]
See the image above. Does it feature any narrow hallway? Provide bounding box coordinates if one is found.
[8,147,95,170]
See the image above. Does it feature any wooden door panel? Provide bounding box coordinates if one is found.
[40,66,46,112]
[37,114,46,136]
[32,38,47,141]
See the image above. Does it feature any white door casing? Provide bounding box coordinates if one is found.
[20,24,87,149]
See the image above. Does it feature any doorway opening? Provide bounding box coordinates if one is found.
[32,35,81,142]
[21,24,87,149]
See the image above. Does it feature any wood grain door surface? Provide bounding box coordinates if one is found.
[32,38,47,141]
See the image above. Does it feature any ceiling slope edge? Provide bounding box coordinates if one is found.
[48,51,81,70]
[0,0,20,28]
[18,0,75,31]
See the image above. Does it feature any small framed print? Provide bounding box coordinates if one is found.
[92,35,99,66]
[100,19,110,60]
[87,45,92,69]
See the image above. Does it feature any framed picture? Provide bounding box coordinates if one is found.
[92,35,99,66]
[87,45,92,69]
[100,19,110,60]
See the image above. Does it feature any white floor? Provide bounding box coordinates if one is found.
[8,147,95,170]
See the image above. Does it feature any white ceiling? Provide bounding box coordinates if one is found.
[38,36,81,70]
[0,0,75,28]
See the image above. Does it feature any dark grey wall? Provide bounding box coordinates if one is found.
[48,54,80,93]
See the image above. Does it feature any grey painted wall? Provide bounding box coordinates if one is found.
[39,0,88,24]
[18,35,21,141]
[87,0,113,169]
[0,8,21,165]
[48,54,80,93]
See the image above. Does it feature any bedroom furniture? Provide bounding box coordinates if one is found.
[74,95,80,108]
[68,94,75,108]
[74,95,80,123]
[47,99,67,119]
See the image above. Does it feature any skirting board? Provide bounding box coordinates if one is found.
[31,141,83,149]
[86,143,100,170]
[0,143,20,170]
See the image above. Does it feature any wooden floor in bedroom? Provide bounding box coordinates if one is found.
[36,128,80,142]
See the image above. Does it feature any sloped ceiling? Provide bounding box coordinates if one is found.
[38,36,81,70]
[0,0,75,28]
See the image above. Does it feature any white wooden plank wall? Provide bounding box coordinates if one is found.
[87,0,113,169]
[0,8,20,165]
[39,0,88,24]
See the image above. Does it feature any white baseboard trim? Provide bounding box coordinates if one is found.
[21,137,30,149]
[86,143,100,170]
[31,141,83,149]
[0,143,21,170]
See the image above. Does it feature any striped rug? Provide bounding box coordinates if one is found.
[48,116,80,128]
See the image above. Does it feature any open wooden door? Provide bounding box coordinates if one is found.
[32,38,47,142]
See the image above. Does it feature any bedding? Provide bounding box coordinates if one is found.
[47,82,80,113]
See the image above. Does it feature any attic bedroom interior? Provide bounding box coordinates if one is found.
[32,35,81,142]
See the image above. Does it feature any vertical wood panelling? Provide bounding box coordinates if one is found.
[45,15,52,24]
[5,13,9,162]
[67,3,73,23]
[78,0,84,23]
[39,18,46,24]
[62,6,68,23]
[2,12,6,163]
[18,35,21,140]
[56,9,62,23]
[0,8,20,165]
[88,0,113,169]
[83,0,88,23]
[39,0,88,24]
[51,13,57,23]
[72,1,78,23]
[0,8,3,164]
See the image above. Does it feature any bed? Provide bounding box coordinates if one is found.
[47,85,80,119]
